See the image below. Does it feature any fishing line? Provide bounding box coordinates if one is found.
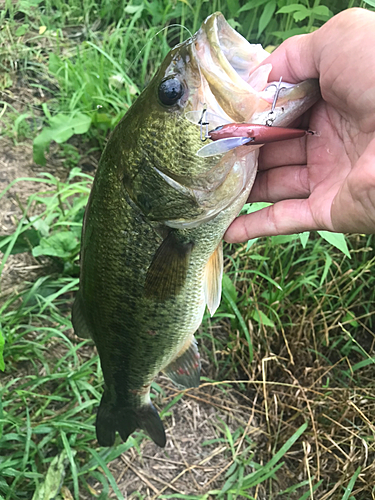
[125,23,193,76]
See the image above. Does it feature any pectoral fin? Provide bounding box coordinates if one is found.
[163,337,201,389]
[204,241,223,316]
[71,292,92,339]
[144,231,193,301]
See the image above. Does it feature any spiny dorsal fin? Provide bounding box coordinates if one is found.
[163,336,200,389]
[144,231,193,301]
[204,241,223,316]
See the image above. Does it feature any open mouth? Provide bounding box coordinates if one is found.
[188,13,320,127]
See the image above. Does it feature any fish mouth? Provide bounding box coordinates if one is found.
[190,12,320,126]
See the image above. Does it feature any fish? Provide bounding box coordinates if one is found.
[71,12,320,448]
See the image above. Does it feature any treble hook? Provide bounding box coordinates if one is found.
[198,107,210,142]
[265,76,283,127]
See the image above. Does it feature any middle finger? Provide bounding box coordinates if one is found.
[258,136,307,170]
[248,164,310,203]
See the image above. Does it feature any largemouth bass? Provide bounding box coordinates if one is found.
[72,13,320,448]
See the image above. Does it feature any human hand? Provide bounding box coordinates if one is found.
[225,8,375,243]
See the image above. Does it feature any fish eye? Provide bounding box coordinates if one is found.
[158,77,184,106]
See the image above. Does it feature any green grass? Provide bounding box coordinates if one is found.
[1,0,375,499]
[2,0,369,155]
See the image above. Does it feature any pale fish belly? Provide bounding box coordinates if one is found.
[158,147,259,373]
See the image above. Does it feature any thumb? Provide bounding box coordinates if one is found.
[264,33,319,84]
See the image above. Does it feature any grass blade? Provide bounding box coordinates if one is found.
[86,448,125,500]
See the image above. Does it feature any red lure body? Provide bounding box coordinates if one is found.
[209,123,310,144]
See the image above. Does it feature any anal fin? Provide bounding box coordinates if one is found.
[204,241,223,316]
[163,337,201,389]
[71,292,92,339]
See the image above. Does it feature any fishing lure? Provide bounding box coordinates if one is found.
[192,77,316,158]
[196,125,314,157]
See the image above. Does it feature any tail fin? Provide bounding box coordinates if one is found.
[96,392,166,448]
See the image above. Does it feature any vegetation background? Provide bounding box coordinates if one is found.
[1,0,375,498]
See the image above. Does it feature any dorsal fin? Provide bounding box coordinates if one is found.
[204,241,223,316]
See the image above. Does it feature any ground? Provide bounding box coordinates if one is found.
[1,63,375,500]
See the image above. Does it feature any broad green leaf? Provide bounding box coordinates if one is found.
[342,311,359,328]
[248,254,269,261]
[32,232,79,259]
[0,229,40,254]
[48,52,61,75]
[49,113,92,139]
[299,231,309,248]
[251,309,275,328]
[33,113,92,165]
[124,4,144,14]
[246,238,258,251]
[363,0,375,7]
[245,201,272,214]
[227,18,241,30]
[293,6,311,22]
[42,102,52,120]
[317,231,351,258]
[15,24,29,36]
[222,273,237,302]
[276,4,306,14]
[271,234,299,244]
[267,422,307,469]
[221,468,238,493]
[258,0,276,38]
[33,128,54,165]
[31,451,67,500]
[19,0,43,14]
[311,5,331,17]
[30,217,50,237]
